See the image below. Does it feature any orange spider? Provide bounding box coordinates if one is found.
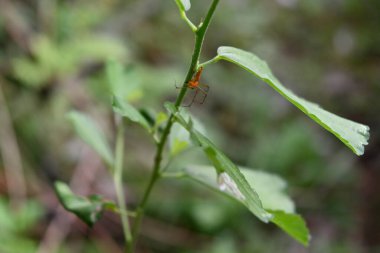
[177,67,209,107]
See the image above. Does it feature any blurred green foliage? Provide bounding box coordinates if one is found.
[0,198,43,253]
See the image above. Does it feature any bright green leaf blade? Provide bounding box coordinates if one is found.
[175,0,191,12]
[270,210,311,246]
[217,46,370,155]
[165,103,272,222]
[54,181,116,227]
[67,111,113,166]
[112,96,151,132]
[181,165,309,245]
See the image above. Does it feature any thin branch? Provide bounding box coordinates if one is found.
[180,11,197,32]
[199,55,221,68]
[113,118,133,252]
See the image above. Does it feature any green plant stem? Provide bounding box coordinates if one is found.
[113,120,133,252]
[131,0,220,250]
[180,11,197,32]
[174,0,197,31]
[199,55,221,68]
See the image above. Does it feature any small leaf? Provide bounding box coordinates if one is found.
[106,60,143,102]
[182,165,310,246]
[54,181,116,227]
[167,106,207,156]
[169,122,191,156]
[155,112,169,129]
[112,96,151,132]
[165,103,272,222]
[106,59,125,94]
[217,46,370,155]
[175,0,191,12]
[67,111,113,166]
[270,210,311,246]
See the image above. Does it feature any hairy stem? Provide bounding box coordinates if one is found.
[131,0,220,250]
[113,120,132,252]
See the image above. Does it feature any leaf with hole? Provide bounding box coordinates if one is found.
[216,46,370,156]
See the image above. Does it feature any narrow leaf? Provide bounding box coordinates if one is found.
[67,111,113,166]
[165,103,272,222]
[112,96,151,132]
[217,46,370,155]
[175,0,191,12]
[54,181,116,227]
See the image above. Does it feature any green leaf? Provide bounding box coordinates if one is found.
[155,112,169,129]
[106,60,143,102]
[238,167,294,213]
[181,165,310,246]
[67,111,113,166]
[168,108,207,156]
[112,96,151,132]
[270,210,311,246]
[165,103,272,222]
[217,46,370,155]
[175,0,191,12]
[54,181,116,227]
[169,122,191,156]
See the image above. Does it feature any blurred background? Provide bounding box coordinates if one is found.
[0,0,379,252]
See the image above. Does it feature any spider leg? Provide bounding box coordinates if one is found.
[199,83,209,91]
[182,88,199,107]
[195,84,209,104]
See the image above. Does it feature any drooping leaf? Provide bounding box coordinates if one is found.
[165,103,272,222]
[54,181,116,227]
[217,46,370,155]
[270,210,311,246]
[175,0,191,12]
[67,111,113,166]
[181,165,310,245]
[112,96,151,132]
